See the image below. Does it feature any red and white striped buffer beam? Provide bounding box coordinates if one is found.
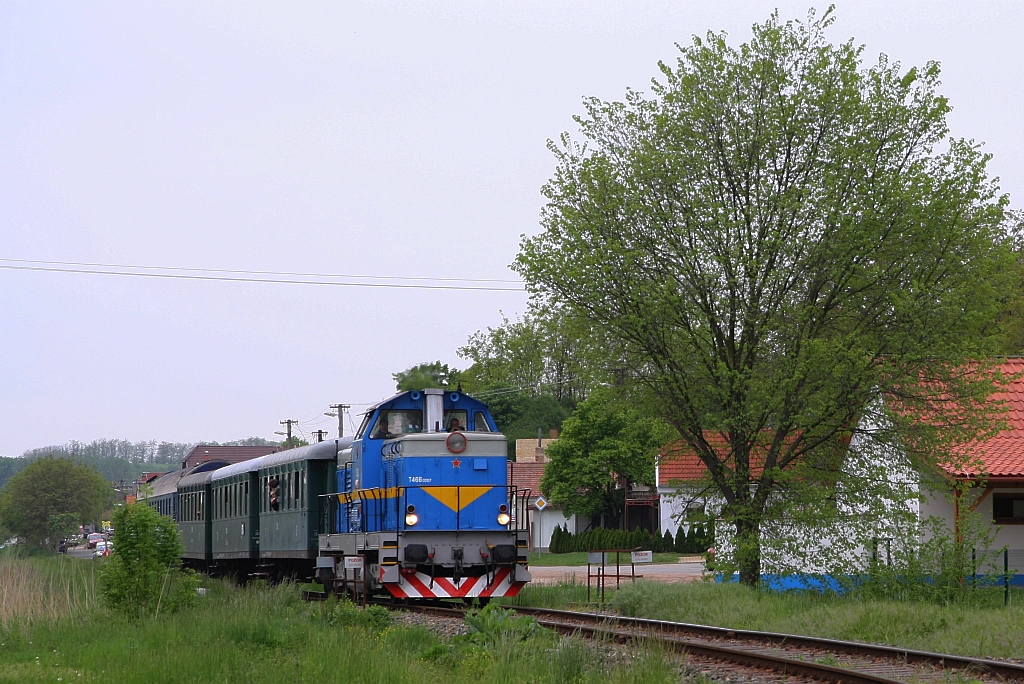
[383,567,525,599]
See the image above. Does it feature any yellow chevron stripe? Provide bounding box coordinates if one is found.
[421,486,493,512]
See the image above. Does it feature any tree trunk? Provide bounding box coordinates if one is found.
[734,518,761,587]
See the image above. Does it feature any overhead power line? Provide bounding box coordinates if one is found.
[0,262,525,292]
[0,257,524,284]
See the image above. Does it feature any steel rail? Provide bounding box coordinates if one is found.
[371,601,907,684]
[510,607,1024,682]
[537,618,905,684]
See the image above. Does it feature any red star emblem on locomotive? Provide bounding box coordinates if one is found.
[451,458,461,468]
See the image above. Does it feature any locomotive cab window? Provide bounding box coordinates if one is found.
[444,410,468,432]
[994,494,1024,523]
[473,412,492,432]
[371,410,422,439]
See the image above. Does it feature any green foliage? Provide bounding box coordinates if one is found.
[541,388,672,522]
[0,456,112,548]
[393,361,461,391]
[515,7,1018,585]
[486,392,573,459]
[548,524,689,553]
[459,310,599,405]
[47,512,79,544]
[97,502,198,619]
[461,604,545,647]
[310,597,392,632]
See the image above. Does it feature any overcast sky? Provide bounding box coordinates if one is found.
[1,1,1022,456]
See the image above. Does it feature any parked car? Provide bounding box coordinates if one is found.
[93,541,112,558]
[87,532,105,549]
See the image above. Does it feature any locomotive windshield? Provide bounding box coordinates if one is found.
[370,410,423,439]
[443,410,467,432]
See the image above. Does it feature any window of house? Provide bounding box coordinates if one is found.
[993,494,1024,523]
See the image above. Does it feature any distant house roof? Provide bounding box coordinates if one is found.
[508,461,546,497]
[658,434,769,486]
[182,445,279,469]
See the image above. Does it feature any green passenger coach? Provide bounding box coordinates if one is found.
[257,440,342,571]
[179,470,217,565]
[211,458,262,563]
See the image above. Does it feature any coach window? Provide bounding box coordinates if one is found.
[473,412,492,432]
[293,469,301,508]
[994,494,1024,523]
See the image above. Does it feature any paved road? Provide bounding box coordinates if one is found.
[529,561,705,585]
[66,545,97,559]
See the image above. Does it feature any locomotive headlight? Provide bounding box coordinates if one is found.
[497,503,510,526]
[446,432,467,453]
[405,504,418,526]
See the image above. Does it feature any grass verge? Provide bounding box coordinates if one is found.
[0,555,688,684]
[609,580,1024,659]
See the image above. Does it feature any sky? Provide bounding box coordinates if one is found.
[2,1,1023,456]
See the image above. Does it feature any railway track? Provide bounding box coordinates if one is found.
[369,598,1024,684]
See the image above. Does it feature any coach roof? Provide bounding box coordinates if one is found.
[211,455,270,482]
[258,438,353,470]
[179,469,221,489]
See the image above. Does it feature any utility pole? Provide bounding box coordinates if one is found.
[326,404,350,439]
[279,419,298,448]
[313,429,327,443]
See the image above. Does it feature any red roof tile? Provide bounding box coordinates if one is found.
[508,461,546,495]
[658,359,1024,484]
[945,358,1024,479]
[658,434,768,485]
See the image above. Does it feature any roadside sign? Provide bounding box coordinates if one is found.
[631,550,653,564]
[534,497,548,511]
[588,551,609,564]
[343,556,364,570]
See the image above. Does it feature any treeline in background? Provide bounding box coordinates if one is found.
[0,437,278,489]
[548,523,713,554]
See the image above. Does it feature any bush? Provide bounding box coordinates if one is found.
[547,525,669,553]
[462,604,544,647]
[311,597,392,632]
[97,502,199,619]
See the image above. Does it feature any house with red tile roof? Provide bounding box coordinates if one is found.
[655,359,1024,577]
[507,436,591,551]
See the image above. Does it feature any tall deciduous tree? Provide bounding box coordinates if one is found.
[541,389,671,525]
[516,10,1016,585]
[0,456,112,548]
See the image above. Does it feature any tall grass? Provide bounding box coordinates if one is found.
[0,553,98,626]
[0,572,681,684]
[611,581,1024,658]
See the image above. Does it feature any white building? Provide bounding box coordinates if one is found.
[655,359,1024,582]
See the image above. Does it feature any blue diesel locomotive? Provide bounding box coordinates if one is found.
[146,388,532,600]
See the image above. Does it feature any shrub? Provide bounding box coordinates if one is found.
[462,604,544,647]
[97,502,199,619]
